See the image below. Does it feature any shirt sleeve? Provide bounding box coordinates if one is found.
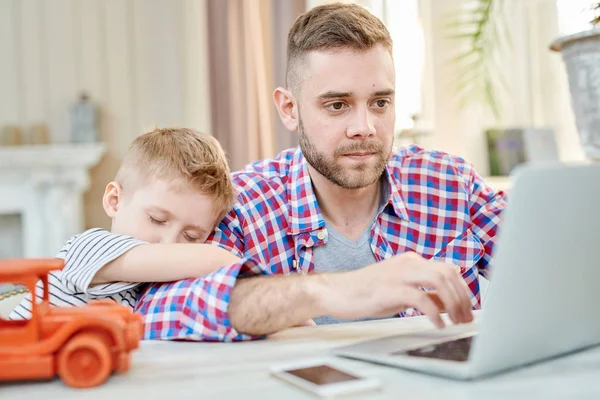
[134,203,269,342]
[59,228,147,297]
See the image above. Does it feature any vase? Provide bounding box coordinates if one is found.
[551,28,600,161]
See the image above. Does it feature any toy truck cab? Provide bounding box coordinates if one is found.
[0,259,142,388]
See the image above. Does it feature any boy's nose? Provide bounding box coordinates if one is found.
[159,232,180,244]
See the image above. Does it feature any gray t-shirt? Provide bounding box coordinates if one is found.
[312,180,389,325]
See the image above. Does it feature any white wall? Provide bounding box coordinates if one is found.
[0,0,211,229]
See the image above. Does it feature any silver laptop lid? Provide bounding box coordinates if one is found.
[470,163,600,375]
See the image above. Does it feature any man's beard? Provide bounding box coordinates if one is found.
[298,115,391,189]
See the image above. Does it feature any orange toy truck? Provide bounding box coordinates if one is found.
[0,259,143,388]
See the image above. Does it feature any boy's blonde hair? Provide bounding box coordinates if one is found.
[115,127,235,219]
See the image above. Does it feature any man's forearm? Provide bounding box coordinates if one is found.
[228,255,468,337]
[228,273,329,335]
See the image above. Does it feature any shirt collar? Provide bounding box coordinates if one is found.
[383,161,410,221]
[287,147,409,235]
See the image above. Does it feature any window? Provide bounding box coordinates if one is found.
[374,0,425,130]
[555,0,597,35]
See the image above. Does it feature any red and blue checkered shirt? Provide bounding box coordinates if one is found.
[135,145,507,341]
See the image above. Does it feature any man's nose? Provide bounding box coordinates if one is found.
[347,106,375,138]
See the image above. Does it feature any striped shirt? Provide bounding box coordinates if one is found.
[9,228,146,319]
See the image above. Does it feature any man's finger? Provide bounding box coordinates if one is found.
[426,291,444,311]
[402,288,445,329]
[402,265,471,324]
[448,267,473,323]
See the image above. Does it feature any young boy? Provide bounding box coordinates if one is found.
[10,127,241,319]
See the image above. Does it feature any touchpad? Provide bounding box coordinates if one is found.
[391,335,476,362]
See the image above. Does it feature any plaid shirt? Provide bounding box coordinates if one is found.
[136,145,507,341]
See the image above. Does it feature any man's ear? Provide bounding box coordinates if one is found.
[273,87,299,132]
[102,181,123,218]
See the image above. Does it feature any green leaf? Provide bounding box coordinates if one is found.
[443,0,511,121]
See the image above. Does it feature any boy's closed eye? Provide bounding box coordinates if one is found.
[149,215,166,225]
[183,232,200,243]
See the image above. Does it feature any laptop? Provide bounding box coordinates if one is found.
[333,163,600,379]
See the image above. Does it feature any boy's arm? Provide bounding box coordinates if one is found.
[90,243,242,285]
[10,234,102,319]
[59,228,147,297]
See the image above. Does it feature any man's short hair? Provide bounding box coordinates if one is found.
[286,3,393,93]
[115,127,235,219]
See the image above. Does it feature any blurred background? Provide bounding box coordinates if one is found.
[0,0,597,258]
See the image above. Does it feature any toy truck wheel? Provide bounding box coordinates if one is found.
[116,351,132,373]
[57,333,112,388]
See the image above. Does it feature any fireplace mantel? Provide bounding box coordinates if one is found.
[0,143,106,257]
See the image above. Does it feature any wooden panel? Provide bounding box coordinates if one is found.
[83,0,138,230]
[103,0,136,158]
[41,0,78,143]
[0,0,20,126]
[15,0,46,126]
[79,0,111,230]
[132,0,184,131]
[182,0,211,133]
[76,0,106,101]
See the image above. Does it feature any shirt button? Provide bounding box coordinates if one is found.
[317,231,325,240]
[292,260,297,269]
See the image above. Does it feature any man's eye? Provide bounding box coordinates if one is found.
[374,99,389,108]
[326,102,346,111]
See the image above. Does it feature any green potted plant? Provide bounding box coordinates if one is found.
[550,3,600,161]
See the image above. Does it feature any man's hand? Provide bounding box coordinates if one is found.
[316,252,473,328]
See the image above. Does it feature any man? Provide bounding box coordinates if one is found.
[136,3,507,341]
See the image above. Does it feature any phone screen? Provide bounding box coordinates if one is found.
[285,365,360,386]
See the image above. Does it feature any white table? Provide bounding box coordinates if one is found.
[2,313,600,399]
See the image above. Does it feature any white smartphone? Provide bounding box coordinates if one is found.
[270,359,382,397]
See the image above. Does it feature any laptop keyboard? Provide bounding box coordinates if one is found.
[391,335,475,362]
